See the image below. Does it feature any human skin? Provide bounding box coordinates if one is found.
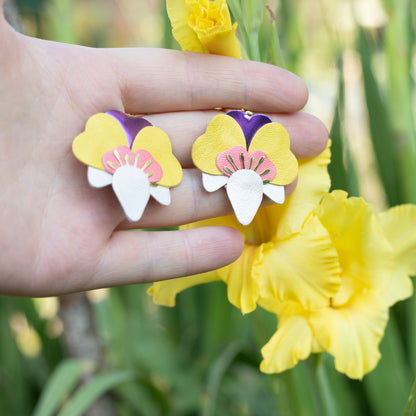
[0,1,328,296]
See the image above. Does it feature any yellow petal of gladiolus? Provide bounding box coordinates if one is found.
[192,114,246,176]
[217,245,261,314]
[256,215,341,310]
[274,142,331,240]
[260,314,313,374]
[72,113,128,170]
[309,291,388,380]
[377,205,416,305]
[132,126,183,187]
[315,191,394,307]
[147,270,219,306]
[167,0,241,58]
[378,205,416,277]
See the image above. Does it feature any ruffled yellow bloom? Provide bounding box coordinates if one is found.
[260,191,416,379]
[148,144,340,313]
[167,0,241,58]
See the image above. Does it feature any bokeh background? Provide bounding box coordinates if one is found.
[1,0,415,415]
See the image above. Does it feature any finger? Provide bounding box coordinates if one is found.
[91,226,244,288]
[145,110,328,166]
[117,169,298,230]
[102,48,308,114]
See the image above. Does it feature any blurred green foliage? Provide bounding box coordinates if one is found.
[1,0,416,414]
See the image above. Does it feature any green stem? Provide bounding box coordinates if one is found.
[408,294,416,374]
[315,357,339,416]
[403,376,416,416]
[384,0,416,203]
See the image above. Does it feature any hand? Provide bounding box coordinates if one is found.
[0,9,328,296]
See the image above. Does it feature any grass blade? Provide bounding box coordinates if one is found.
[383,0,416,203]
[203,343,240,416]
[329,56,360,196]
[363,315,412,416]
[357,27,401,206]
[32,359,93,416]
[403,377,416,416]
[58,370,134,416]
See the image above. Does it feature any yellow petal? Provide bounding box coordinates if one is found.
[168,0,241,58]
[256,215,341,310]
[258,297,303,317]
[132,126,182,187]
[147,270,219,306]
[274,142,332,240]
[248,123,298,186]
[197,22,241,58]
[72,113,127,170]
[381,269,413,307]
[190,0,240,58]
[240,205,281,246]
[167,0,206,53]
[377,205,416,305]
[192,114,246,176]
[309,291,388,379]
[181,212,240,233]
[260,314,313,374]
[378,204,416,276]
[217,245,260,314]
[316,191,394,306]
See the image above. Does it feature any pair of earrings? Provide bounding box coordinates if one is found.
[72,110,298,225]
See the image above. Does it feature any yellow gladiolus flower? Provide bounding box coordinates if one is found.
[148,143,339,314]
[260,191,416,379]
[167,0,241,58]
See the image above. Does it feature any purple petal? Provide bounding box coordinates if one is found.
[226,110,272,148]
[106,110,152,148]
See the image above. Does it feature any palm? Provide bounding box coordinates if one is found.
[0,18,328,296]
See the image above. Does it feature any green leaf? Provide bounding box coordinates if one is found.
[32,359,93,416]
[203,343,240,416]
[0,298,33,415]
[363,316,412,416]
[329,56,360,196]
[268,8,283,67]
[58,370,135,416]
[357,27,401,205]
[383,0,416,203]
[403,377,416,416]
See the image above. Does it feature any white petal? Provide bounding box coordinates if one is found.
[150,185,171,205]
[263,183,285,204]
[226,170,263,225]
[202,172,228,192]
[112,165,150,222]
[88,166,113,188]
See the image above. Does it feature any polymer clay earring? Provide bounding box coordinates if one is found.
[72,110,182,222]
[192,110,298,225]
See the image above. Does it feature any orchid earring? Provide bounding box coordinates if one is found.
[72,111,183,222]
[192,110,298,225]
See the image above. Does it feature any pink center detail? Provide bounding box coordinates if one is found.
[102,145,163,183]
[216,146,276,182]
